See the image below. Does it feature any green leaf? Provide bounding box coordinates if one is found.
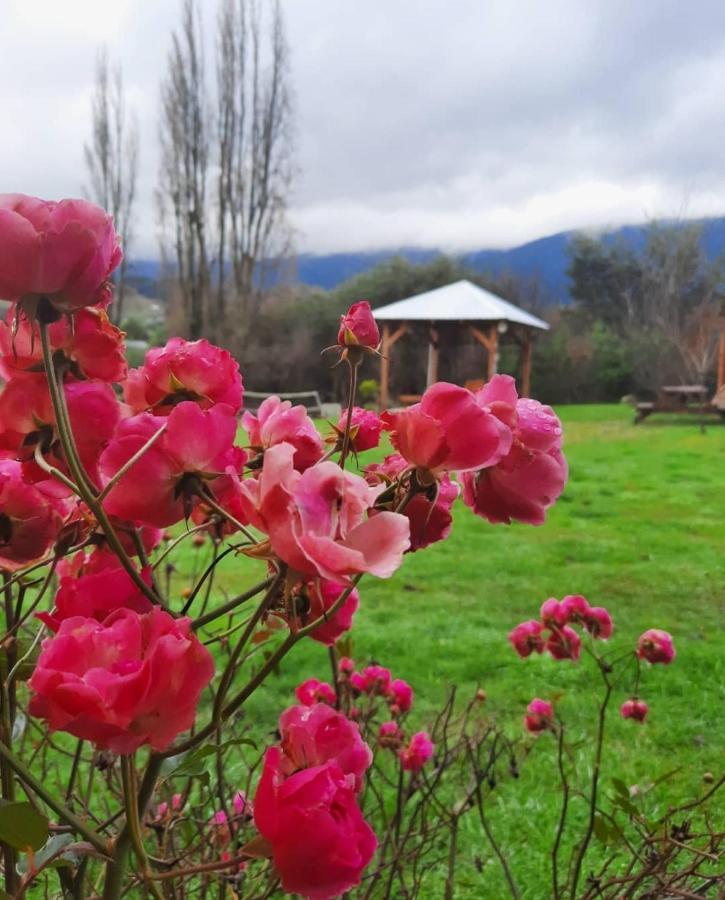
[0,802,48,851]
[611,777,630,798]
[593,815,613,845]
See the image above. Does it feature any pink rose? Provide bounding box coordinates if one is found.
[337,407,383,453]
[28,607,215,754]
[560,594,590,623]
[0,306,126,383]
[400,731,434,772]
[365,453,458,551]
[124,337,243,415]
[254,748,377,899]
[620,699,648,722]
[524,698,554,733]
[338,656,355,676]
[461,375,567,525]
[540,598,568,627]
[302,580,359,646]
[37,548,153,632]
[279,703,372,791]
[0,194,122,310]
[636,629,675,665]
[337,301,380,349]
[546,625,582,661]
[388,678,413,713]
[238,443,410,582]
[583,606,613,640]
[508,620,546,658]
[295,678,337,707]
[242,395,324,471]
[100,402,243,528]
[382,382,511,477]
[0,460,66,571]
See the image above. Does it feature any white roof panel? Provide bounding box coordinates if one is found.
[372,279,549,330]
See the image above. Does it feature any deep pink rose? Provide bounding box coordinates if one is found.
[124,338,243,415]
[279,703,372,791]
[508,620,546,658]
[0,194,122,310]
[37,548,153,632]
[378,721,403,748]
[0,306,126,383]
[382,382,511,477]
[620,699,648,722]
[461,375,567,525]
[238,443,410,582]
[304,580,359,646]
[359,665,392,695]
[100,402,242,528]
[0,376,120,486]
[28,607,215,753]
[524,698,554,733]
[254,747,377,899]
[400,731,434,772]
[560,594,590,623]
[242,395,324,471]
[540,598,567,627]
[337,407,383,453]
[584,606,613,640]
[0,459,66,571]
[338,656,355,676]
[636,629,675,665]
[295,678,337,707]
[365,453,458,551]
[546,625,582,661]
[388,678,414,713]
[337,301,380,349]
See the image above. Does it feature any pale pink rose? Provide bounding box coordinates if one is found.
[400,731,434,772]
[242,395,324,471]
[461,374,567,525]
[524,698,554,733]
[382,382,511,477]
[279,703,372,791]
[636,629,675,665]
[254,747,377,899]
[232,790,248,817]
[295,678,336,707]
[0,194,122,310]
[620,699,648,722]
[28,608,215,753]
[124,337,243,415]
[337,407,383,453]
[546,625,582,661]
[238,443,410,582]
[508,620,546,658]
[337,301,380,349]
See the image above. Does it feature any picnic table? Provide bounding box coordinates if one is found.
[634,384,720,423]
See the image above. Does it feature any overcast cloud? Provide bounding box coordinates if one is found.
[3,0,725,256]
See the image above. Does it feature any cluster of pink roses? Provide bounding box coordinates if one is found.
[254,702,376,899]
[510,597,675,732]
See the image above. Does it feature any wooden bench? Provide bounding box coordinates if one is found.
[634,385,724,423]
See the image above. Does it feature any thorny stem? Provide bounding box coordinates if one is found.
[339,358,360,469]
[552,723,570,899]
[120,756,163,900]
[39,318,163,609]
[96,424,167,501]
[192,576,274,630]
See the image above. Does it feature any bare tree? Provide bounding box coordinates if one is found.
[215,0,294,350]
[158,0,294,348]
[158,0,211,341]
[84,49,139,326]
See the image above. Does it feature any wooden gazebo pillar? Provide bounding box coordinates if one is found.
[379,322,408,410]
[520,330,533,396]
[468,324,499,380]
[718,327,725,391]
[426,327,440,387]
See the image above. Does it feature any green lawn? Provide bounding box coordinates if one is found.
[173,404,724,896]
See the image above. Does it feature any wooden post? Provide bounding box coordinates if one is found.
[718,328,725,391]
[487,324,499,380]
[521,329,532,396]
[426,327,439,387]
[378,323,408,411]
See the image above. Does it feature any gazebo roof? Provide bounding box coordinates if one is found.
[372,279,549,330]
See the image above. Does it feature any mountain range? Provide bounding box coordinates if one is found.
[126,216,725,306]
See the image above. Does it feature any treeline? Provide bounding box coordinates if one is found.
[234,220,723,405]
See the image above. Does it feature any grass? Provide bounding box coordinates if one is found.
[171,404,725,896]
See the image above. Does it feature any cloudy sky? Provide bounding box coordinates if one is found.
[3,0,725,256]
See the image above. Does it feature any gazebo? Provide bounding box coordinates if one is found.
[373,279,549,409]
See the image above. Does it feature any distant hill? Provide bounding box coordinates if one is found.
[126,216,725,306]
